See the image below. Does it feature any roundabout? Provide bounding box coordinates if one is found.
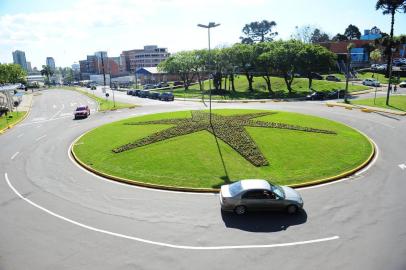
[1,89,405,270]
[71,109,374,190]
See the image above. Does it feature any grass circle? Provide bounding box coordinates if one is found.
[73,109,373,189]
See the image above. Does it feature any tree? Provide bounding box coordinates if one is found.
[230,43,257,91]
[376,0,406,103]
[310,28,330,43]
[0,64,26,84]
[256,42,277,94]
[332,33,348,42]
[344,24,361,40]
[272,40,303,93]
[297,44,336,89]
[158,51,196,90]
[240,20,278,44]
[40,65,54,85]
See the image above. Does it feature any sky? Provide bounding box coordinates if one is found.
[1,0,406,68]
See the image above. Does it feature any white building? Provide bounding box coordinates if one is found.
[90,74,111,85]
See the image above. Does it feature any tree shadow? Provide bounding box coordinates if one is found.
[221,209,308,233]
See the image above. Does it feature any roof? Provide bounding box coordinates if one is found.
[135,67,166,75]
[240,179,271,191]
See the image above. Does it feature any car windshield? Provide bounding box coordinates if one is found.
[76,107,86,111]
[228,181,243,196]
[272,185,285,198]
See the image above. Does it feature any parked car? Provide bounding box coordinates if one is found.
[326,89,346,99]
[306,91,325,100]
[159,82,170,87]
[133,90,141,96]
[362,78,380,87]
[148,92,160,99]
[173,81,184,86]
[143,84,154,90]
[159,92,175,101]
[139,90,150,98]
[310,72,323,80]
[74,105,90,119]
[371,64,379,70]
[127,90,134,95]
[400,65,406,71]
[377,64,387,71]
[325,75,341,82]
[220,179,304,215]
[399,81,406,88]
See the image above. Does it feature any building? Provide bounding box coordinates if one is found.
[90,74,111,85]
[79,52,122,80]
[46,57,56,70]
[12,50,27,71]
[26,62,32,72]
[360,27,382,41]
[135,67,178,84]
[120,45,169,73]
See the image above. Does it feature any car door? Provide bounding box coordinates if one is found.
[240,190,271,210]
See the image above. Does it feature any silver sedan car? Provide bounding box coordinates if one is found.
[220,179,304,215]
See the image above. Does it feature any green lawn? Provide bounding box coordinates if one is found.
[61,87,136,111]
[350,95,406,112]
[160,76,369,100]
[0,111,27,130]
[73,109,373,189]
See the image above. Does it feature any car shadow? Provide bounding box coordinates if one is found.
[221,209,307,233]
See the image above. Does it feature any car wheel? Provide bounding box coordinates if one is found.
[287,205,298,214]
[234,205,247,215]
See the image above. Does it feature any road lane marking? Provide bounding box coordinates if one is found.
[4,172,339,250]
[70,102,77,107]
[32,117,46,122]
[37,125,42,128]
[399,164,406,170]
[10,152,19,160]
[52,104,57,109]
[17,133,24,138]
[35,135,47,142]
[50,104,65,120]
[60,113,73,117]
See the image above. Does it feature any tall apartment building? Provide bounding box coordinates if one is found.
[26,62,32,72]
[46,57,56,70]
[120,45,169,73]
[12,50,27,71]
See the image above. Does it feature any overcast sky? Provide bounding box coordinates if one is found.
[1,0,406,68]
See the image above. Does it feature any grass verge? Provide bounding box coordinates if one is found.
[73,109,373,189]
[159,76,369,100]
[0,111,27,130]
[350,95,406,112]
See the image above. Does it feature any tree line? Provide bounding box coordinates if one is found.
[158,40,336,95]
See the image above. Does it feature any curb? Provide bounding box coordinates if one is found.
[70,114,377,193]
[326,102,406,116]
[0,94,33,135]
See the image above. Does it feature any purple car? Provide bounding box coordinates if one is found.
[74,105,90,119]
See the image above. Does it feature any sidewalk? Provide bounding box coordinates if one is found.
[326,101,406,116]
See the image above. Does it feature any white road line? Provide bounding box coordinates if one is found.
[52,104,57,109]
[32,117,46,122]
[37,125,42,128]
[10,152,20,160]
[399,164,406,170]
[4,172,339,250]
[17,133,24,138]
[50,104,65,120]
[60,113,73,117]
[35,135,47,142]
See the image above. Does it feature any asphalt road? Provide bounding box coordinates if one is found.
[1,89,405,270]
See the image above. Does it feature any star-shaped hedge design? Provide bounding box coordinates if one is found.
[112,111,336,167]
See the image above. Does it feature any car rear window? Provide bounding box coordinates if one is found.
[76,107,86,111]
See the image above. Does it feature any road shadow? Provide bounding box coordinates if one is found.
[221,209,307,232]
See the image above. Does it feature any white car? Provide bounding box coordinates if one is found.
[399,81,406,88]
[362,78,381,87]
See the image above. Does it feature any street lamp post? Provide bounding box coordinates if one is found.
[197,22,220,125]
[386,47,396,106]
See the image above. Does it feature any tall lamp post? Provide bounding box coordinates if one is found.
[386,47,396,106]
[197,22,220,125]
